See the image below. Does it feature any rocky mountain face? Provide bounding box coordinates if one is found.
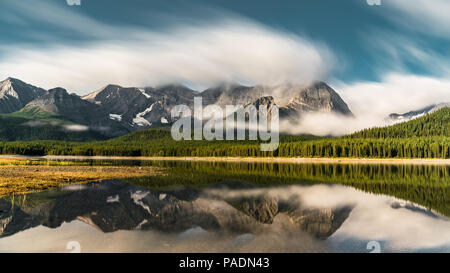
[82,84,198,129]
[0,180,353,239]
[202,82,352,116]
[202,84,266,107]
[22,88,129,137]
[0,77,47,114]
[279,82,353,119]
[252,96,277,112]
[388,103,450,122]
[82,81,353,130]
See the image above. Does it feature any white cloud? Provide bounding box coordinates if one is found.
[299,1,448,136]
[281,74,450,136]
[0,0,115,38]
[338,74,450,117]
[0,1,333,94]
[280,113,376,137]
[361,29,450,78]
[387,0,450,38]
[63,124,89,132]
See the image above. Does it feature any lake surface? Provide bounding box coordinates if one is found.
[0,159,449,253]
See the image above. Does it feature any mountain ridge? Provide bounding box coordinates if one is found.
[81,81,353,129]
[0,77,353,141]
[22,87,129,137]
[388,102,450,122]
[0,77,47,114]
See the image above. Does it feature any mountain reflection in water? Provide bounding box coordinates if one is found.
[1,177,450,253]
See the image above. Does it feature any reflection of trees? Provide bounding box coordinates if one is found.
[128,161,450,217]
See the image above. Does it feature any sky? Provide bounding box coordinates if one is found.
[0,0,449,133]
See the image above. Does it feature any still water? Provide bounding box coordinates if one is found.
[0,160,449,253]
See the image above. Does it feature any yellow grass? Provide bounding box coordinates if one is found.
[0,164,163,196]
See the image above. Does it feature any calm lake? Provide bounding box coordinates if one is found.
[1,159,449,253]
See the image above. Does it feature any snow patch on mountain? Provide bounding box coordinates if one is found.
[109,113,122,122]
[135,219,148,230]
[131,190,151,214]
[106,195,120,203]
[1,82,19,99]
[132,102,156,126]
[138,88,151,99]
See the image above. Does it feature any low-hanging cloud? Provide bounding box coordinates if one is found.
[338,74,450,117]
[280,73,450,136]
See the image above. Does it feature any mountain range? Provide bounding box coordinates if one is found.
[0,77,353,140]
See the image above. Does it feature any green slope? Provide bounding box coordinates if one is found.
[0,110,107,142]
[7,107,64,121]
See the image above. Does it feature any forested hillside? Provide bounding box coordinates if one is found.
[0,114,107,142]
[349,107,450,138]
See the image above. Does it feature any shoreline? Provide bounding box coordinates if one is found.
[0,155,449,165]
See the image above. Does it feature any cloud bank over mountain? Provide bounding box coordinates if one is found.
[282,74,450,136]
[0,1,333,93]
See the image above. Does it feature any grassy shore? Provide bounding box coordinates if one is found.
[1,155,449,197]
[0,159,163,196]
[38,155,450,165]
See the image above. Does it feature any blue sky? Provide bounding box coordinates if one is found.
[0,0,448,93]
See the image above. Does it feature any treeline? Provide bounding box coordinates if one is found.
[278,137,450,158]
[0,136,448,158]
